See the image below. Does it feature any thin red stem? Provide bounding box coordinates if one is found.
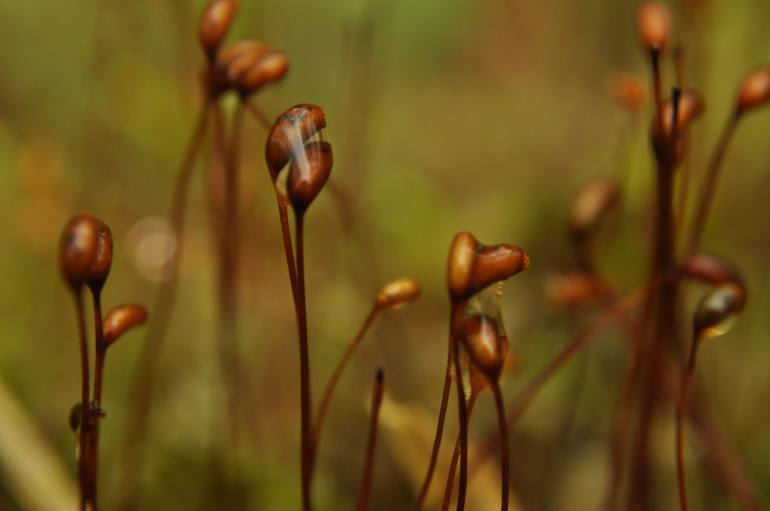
[492,384,510,511]
[354,368,385,511]
[440,394,477,511]
[73,291,90,511]
[686,114,739,255]
[451,319,469,511]
[676,336,700,511]
[295,214,313,511]
[245,100,273,131]
[416,335,454,510]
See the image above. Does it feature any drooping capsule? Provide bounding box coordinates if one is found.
[375,278,421,310]
[736,66,770,114]
[265,104,327,180]
[681,253,743,288]
[693,283,746,340]
[611,72,646,112]
[103,304,148,346]
[59,215,98,290]
[87,220,113,293]
[199,0,239,59]
[447,232,529,303]
[286,141,333,213]
[237,51,290,96]
[457,314,509,384]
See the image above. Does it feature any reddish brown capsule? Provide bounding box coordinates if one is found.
[213,40,269,90]
[59,214,101,291]
[569,179,620,242]
[736,67,770,114]
[103,304,148,346]
[681,253,743,288]
[611,72,646,112]
[447,232,529,302]
[693,283,746,340]
[87,220,113,293]
[265,104,327,180]
[199,0,238,59]
[637,2,671,52]
[375,278,421,310]
[458,314,509,384]
[286,141,333,213]
[238,51,290,96]
[545,272,612,309]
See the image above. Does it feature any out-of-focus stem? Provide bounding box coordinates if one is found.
[492,384,510,511]
[676,336,700,511]
[354,369,385,511]
[117,101,209,511]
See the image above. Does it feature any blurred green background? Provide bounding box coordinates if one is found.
[1,0,769,509]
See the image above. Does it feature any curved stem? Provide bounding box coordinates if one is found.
[245,100,273,131]
[686,114,739,255]
[295,213,313,511]
[117,102,209,511]
[451,328,469,511]
[676,336,700,511]
[274,190,300,307]
[492,384,510,511]
[440,394,477,511]
[355,368,385,511]
[73,291,90,511]
[415,335,454,510]
[312,305,381,456]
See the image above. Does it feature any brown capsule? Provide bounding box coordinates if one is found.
[693,283,746,340]
[637,2,671,52]
[681,253,743,288]
[736,67,770,114]
[213,40,269,90]
[87,221,113,293]
[199,0,239,59]
[265,104,327,180]
[545,272,612,309]
[569,179,620,242]
[59,214,100,290]
[447,232,529,302]
[458,314,509,384]
[375,278,422,310]
[237,51,290,95]
[286,141,333,213]
[611,72,646,112]
[103,304,148,346]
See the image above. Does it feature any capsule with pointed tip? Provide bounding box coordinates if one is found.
[458,314,509,384]
[447,232,529,302]
[199,0,238,59]
[651,89,705,165]
[103,304,148,346]
[736,67,770,115]
[265,104,327,180]
[375,278,421,310]
[693,283,746,340]
[637,2,671,52]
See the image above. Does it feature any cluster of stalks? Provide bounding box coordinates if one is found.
[59,214,147,510]
[55,0,770,509]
